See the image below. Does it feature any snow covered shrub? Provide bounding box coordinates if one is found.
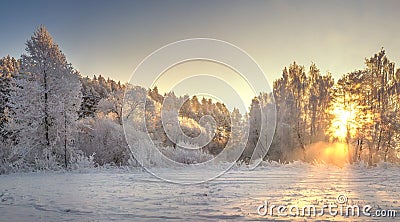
[125,114,214,167]
[72,152,96,169]
[123,125,164,167]
[0,140,12,174]
[33,148,61,171]
[160,142,213,164]
[124,128,213,166]
[77,117,130,166]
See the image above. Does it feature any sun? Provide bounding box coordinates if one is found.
[329,105,354,141]
[336,109,351,139]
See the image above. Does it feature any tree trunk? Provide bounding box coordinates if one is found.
[368,142,373,167]
[44,69,50,147]
[64,110,68,168]
[384,131,392,162]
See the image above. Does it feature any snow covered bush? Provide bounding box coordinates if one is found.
[0,140,12,174]
[161,110,211,148]
[71,152,96,169]
[124,121,214,167]
[160,142,213,164]
[77,117,130,166]
[123,124,163,167]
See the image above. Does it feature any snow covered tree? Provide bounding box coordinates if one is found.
[330,49,400,165]
[0,56,20,141]
[271,62,333,162]
[0,56,20,172]
[97,88,125,125]
[7,26,82,169]
[79,75,124,118]
[80,76,101,118]
[230,107,245,150]
[54,68,82,168]
[241,97,261,162]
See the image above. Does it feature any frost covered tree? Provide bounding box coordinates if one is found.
[330,49,400,165]
[0,56,20,141]
[0,56,20,172]
[229,107,246,154]
[7,26,82,169]
[97,88,125,125]
[79,75,124,118]
[241,97,261,162]
[271,62,334,162]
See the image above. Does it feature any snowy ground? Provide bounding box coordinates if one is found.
[1,163,399,221]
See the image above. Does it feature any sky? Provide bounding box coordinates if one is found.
[1,0,399,111]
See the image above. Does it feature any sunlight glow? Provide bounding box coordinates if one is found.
[329,106,355,141]
[336,109,350,139]
[307,142,349,167]
[321,143,348,166]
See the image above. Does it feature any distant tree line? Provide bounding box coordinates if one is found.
[0,26,399,173]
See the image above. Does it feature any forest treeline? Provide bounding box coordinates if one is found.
[0,26,399,173]
[270,52,400,166]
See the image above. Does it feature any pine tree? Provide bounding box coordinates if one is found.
[7,26,82,168]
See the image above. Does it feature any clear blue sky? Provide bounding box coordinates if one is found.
[1,0,399,87]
